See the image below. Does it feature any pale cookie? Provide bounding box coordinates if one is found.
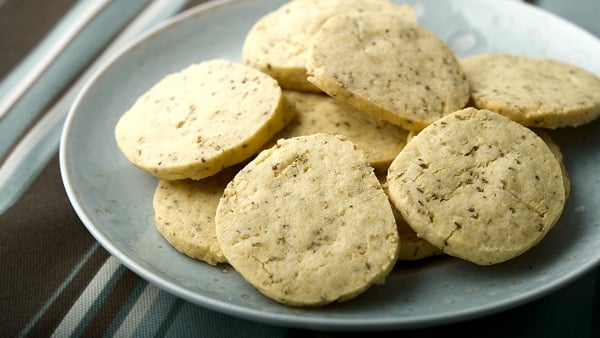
[153,168,238,265]
[380,176,442,261]
[275,91,408,172]
[307,13,469,132]
[216,133,399,306]
[387,108,566,265]
[242,0,414,92]
[406,129,570,203]
[461,53,600,128]
[115,59,292,180]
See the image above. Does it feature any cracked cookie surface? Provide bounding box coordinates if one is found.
[306,12,469,131]
[215,133,399,306]
[386,108,566,265]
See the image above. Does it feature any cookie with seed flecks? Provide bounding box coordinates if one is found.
[275,91,408,172]
[242,0,414,92]
[216,133,399,306]
[115,59,292,180]
[461,53,600,128]
[387,108,566,265]
[307,12,469,131]
[153,167,238,265]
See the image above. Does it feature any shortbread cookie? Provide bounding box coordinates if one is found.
[276,91,408,172]
[307,13,469,132]
[115,59,292,180]
[387,108,566,265]
[461,53,600,128]
[380,176,442,261]
[216,134,399,306]
[242,0,414,92]
[153,168,238,265]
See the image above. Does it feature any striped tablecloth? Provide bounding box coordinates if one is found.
[1,0,599,337]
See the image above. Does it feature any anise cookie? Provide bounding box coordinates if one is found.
[242,0,414,92]
[216,133,399,306]
[387,108,566,265]
[153,168,238,265]
[115,59,292,180]
[276,91,408,172]
[307,12,469,131]
[461,53,600,128]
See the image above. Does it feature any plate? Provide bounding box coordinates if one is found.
[60,0,600,330]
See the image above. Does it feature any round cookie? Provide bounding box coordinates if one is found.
[461,53,600,128]
[153,168,237,265]
[276,91,408,172]
[398,129,570,231]
[216,133,400,306]
[242,0,414,92]
[387,108,566,265]
[115,59,292,180]
[306,12,469,132]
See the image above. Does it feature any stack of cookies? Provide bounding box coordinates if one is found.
[114,0,600,307]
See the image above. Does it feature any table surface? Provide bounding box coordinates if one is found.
[1,0,599,337]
